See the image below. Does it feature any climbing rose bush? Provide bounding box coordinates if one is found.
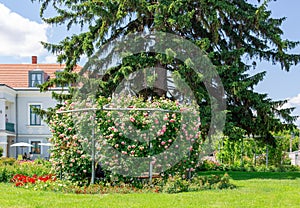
[94,96,202,179]
[48,96,202,183]
[48,101,92,184]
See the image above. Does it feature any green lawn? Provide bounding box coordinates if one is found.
[1,172,300,208]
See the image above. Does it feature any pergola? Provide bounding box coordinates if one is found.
[58,104,182,184]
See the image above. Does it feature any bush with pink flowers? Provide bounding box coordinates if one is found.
[48,95,202,185]
[48,102,92,184]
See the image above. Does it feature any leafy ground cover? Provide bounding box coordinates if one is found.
[0,171,299,208]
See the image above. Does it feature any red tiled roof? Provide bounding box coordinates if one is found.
[0,63,81,88]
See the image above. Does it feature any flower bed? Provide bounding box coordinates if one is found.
[0,159,52,183]
[11,174,56,187]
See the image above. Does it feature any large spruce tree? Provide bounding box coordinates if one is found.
[34,0,299,145]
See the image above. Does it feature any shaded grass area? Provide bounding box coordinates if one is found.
[1,171,300,208]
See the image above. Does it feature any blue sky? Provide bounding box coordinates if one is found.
[0,0,300,126]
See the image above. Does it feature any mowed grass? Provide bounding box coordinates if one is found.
[1,172,300,208]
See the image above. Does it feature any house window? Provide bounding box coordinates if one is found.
[31,141,41,154]
[29,104,41,125]
[29,71,44,87]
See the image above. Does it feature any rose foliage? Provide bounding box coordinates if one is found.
[48,96,202,184]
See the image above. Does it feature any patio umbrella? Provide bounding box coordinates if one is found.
[10,142,33,156]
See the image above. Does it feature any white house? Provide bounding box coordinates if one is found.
[0,56,80,159]
[289,151,300,166]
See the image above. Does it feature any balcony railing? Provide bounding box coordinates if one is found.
[5,122,15,132]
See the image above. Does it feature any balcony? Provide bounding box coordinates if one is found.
[5,122,15,132]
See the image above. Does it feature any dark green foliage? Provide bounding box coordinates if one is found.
[0,147,3,157]
[32,0,299,145]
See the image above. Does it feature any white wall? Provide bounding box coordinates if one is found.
[0,99,5,131]
[0,87,60,159]
[0,136,7,157]
[16,90,57,135]
[15,89,57,159]
[0,86,17,130]
[289,151,300,166]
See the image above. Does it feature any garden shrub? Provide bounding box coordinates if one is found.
[48,101,92,184]
[0,157,16,166]
[0,166,11,182]
[284,165,300,172]
[162,175,190,193]
[244,164,255,172]
[0,160,51,183]
[198,160,223,171]
[161,173,235,194]
[48,96,202,184]
[197,158,300,172]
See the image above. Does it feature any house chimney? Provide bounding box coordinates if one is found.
[32,56,37,64]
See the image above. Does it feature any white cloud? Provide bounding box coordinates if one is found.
[0,3,49,57]
[44,55,58,63]
[284,94,300,126]
[288,94,300,106]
